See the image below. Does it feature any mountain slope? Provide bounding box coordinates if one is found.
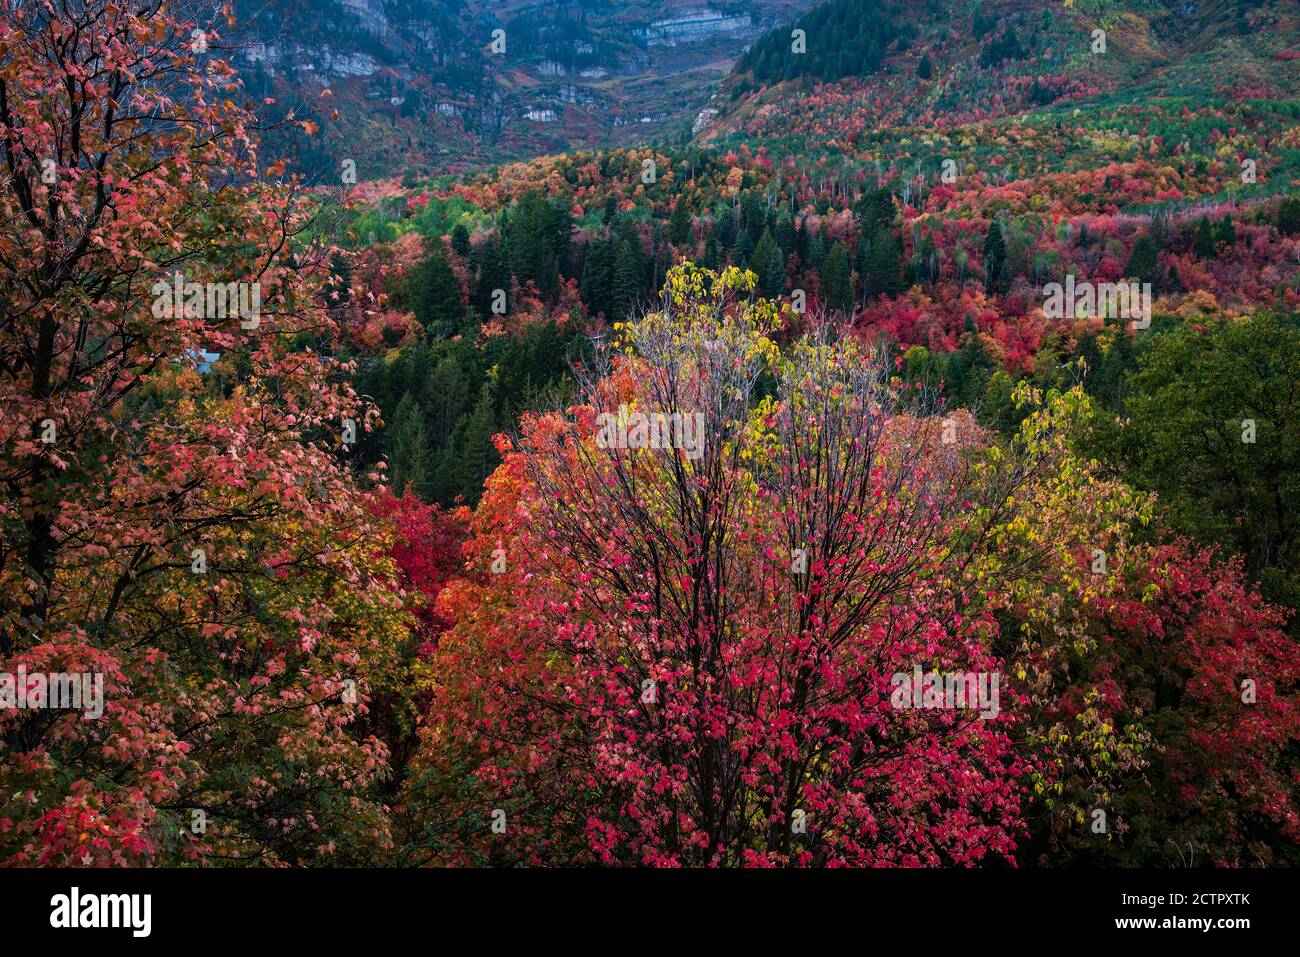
[698,0,1297,151]
[230,0,820,179]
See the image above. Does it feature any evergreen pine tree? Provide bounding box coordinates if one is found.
[430,420,463,504]
[668,198,692,246]
[1213,215,1236,249]
[983,220,1008,293]
[580,237,616,320]
[775,216,797,258]
[474,239,510,320]
[763,236,786,297]
[1193,215,1216,259]
[714,206,737,248]
[456,384,499,503]
[1123,234,1161,289]
[855,187,896,239]
[732,229,755,269]
[1165,264,1184,293]
[806,228,827,270]
[390,391,433,498]
[701,237,720,270]
[1278,197,1300,236]
[612,234,643,323]
[450,222,472,258]
[407,250,464,338]
[751,227,777,291]
[821,243,854,314]
[426,356,469,450]
[865,225,901,300]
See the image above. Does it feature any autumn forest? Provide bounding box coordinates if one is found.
[1,0,1298,881]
